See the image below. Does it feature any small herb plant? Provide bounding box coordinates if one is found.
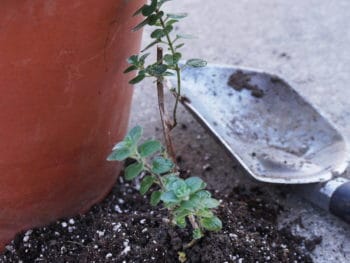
[108,0,222,244]
[124,0,206,129]
[108,126,222,240]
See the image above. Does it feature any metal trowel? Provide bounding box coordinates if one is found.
[170,63,350,223]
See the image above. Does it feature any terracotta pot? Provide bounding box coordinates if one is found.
[0,0,144,249]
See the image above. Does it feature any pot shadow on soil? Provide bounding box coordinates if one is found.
[0,166,320,263]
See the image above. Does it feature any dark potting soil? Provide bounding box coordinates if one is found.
[0,170,320,263]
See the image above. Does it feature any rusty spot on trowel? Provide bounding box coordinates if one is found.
[227,70,264,98]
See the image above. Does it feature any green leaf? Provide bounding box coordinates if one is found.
[176,34,196,39]
[181,190,211,211]
[194,190,211,199]
[185,177,206,193]
[186,58,207,67]
[172,180,191,199]
[127,55,139,65]
[175,43,185,50]
[193,228,204,240]
[163,71,175,76]
[148,12,164,26]
[163,174,180,191]
[150,191,162,206]
[158,0,172,8]
[200,216,222,231]
[167,13,188,19]
[174,216,186,228]
[152,157,174,174]
[132,17,150,32]
[163,54,173,65]
[125,162,144,181]
[141,0,157,16]
[196,209,214,218]
[146,64,168,77]
[164,53,182,65]
[107,141,132,161]
[173,207,191,218]
[163,25,173,34]
[138,140,162,157]
[140,176,155,195]
[129,73,146,84]
[181,198,199,212]
[161,191,179,203]
[164,202,177,209]
[141,39,160,52]
[165,19,178,27]
[203,198,220,209]
[124,65,138,73]
[139,53,150,63]
[151,29,166,39]
[133,4,145,17]
[125,126,143,144]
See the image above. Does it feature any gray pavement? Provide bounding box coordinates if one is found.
[130,1,350,262]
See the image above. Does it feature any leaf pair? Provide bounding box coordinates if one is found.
[136,156,174,195]
[107,126,143,161]
[133,11,164,32]
[133,0,158,17]
[164,53,181,66]
[124,54,152,84]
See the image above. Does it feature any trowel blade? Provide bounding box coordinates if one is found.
[171,64,348,184]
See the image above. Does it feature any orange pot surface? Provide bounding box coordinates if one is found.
[0,0,144,249]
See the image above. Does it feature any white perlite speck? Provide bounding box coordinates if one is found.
[23,230,33,242]
[113,223,122,232]
[105,253,112,259]
[120,239,131,256]
[229,233,238,238]
[69,219,75,225]
[5,245,15,252]
[96,230,105,237]
[61,222,68,228]
[114,205,123,213]
[25,230,33,236]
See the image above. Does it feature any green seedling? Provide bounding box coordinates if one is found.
[108,0,222,245]
[108,126,222,240]
[125,0,206,127]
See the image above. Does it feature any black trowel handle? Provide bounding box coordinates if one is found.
[298,177,350,224]
[329,180,350,223]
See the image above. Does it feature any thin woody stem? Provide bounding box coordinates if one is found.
[159,15,181,130]
[188,214,200,229]
[156,46,177,164]
[156,47,199,238]
[183,215,200,249]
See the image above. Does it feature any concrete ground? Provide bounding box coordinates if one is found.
[129,1,350,262]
